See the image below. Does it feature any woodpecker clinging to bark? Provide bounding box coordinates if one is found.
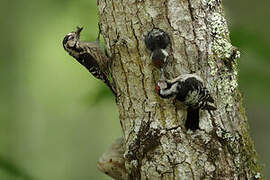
[155,74,217,131]
[62,26,116,95]
[145,28,170,74]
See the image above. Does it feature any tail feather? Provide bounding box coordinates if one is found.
[204,104,217,111]
[104,78,117,96]
[201,102,217,111]
[207,95,215,103]
[185,108,200,131]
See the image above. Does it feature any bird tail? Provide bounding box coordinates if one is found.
[185,108,200,131]
[203,104,217,111]
[104,78,117,96]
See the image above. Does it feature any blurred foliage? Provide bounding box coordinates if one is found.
[0,156,34,180]
[231,28,270,103]
[0,0,269,179]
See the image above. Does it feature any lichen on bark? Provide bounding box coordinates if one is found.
[97,0,263,179]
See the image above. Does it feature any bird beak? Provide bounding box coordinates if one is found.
[160,68,165,80]
[76,26,83,35]
[75,26,83,43]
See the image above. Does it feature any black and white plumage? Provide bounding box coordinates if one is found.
[144,28,170,71]
[156,74,216,131]
[63,27,116,95]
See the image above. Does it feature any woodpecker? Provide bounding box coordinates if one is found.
[156,74,216,131]
[63,26,116,95]
[144,28,170,72]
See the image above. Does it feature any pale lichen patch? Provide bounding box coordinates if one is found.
[202,0,221,10]
[207,12,235,60]
[209,12,228,36]
[254,172,262,179]
[212,38,233,59]
[205,161,216,173]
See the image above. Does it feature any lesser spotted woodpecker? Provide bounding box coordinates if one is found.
[145,28,170,72]
[156,74,216,131]
[63,26,116,95]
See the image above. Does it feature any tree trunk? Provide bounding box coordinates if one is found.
[97,0,263,179]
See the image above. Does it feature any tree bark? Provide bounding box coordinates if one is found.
[97,0,263,179]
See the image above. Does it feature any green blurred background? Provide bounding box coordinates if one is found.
[0,0,269,179]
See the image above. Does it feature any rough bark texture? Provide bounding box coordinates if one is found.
[97,0,263,179]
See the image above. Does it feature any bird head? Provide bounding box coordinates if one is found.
[155,80,168,95]
[63,26,83,51]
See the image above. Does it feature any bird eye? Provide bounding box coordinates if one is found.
[68,36,74,40]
